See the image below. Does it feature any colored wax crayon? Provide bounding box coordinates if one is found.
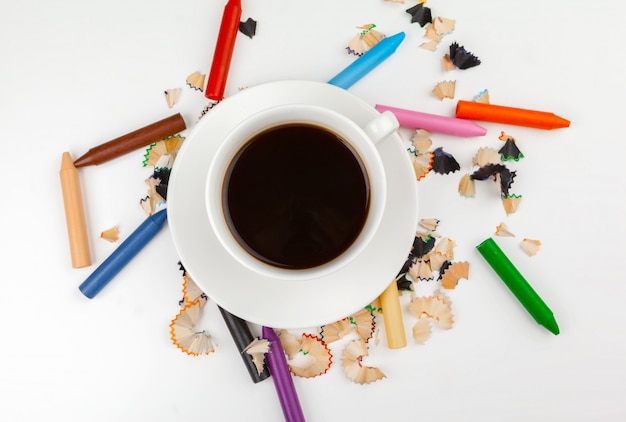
[456,100,570,130]
[476,238,560,335]
[79,209,168,299]
[73,114,186,167]
[205,0,242,101]
[378,279,407,349]
[262,326,305,422]
[60,152,91,268]
[375,104,487,137]
[218,306,270,383]
[328,32,405,90]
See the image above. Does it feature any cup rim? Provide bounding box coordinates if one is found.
[205,104,387,281]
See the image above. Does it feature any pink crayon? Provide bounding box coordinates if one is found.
[375,104,487,137]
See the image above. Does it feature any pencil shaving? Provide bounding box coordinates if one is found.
[498,132,524,161]
[472,147,502,167]
[432,17,455,35]
[164,89,181,108]
[186,71,206,91]
[342,339,385,384]
[434,237,456,259]
[287,334,333,378]
[409,293,453,344]
[502,194,522,215]
[100,226,119,243]
[419,218,440,234]
[347,24,385,56]
[181,273,206,305]
[409,258,433,282]
[439,261,470,289]
[411,317,433,344]
[495,222,515,237]
[411,129,433,154]
[319,307,375,343]
[143,135,185,168]
[243,338,270,375]
[458,173,475,197]
[169,298,215,356]
[520,238,541,256]
[432,80,456,100]
[474,89,490,103]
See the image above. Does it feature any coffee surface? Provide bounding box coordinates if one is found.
[224,123,370,269]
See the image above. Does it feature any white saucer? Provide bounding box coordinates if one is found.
[167,80,418,328]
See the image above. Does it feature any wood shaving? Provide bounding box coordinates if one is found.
[411,129,433,154]
[181,272,205,305]
[439,261,470,289]
[442,54,456,71]
[502,194,522,215]
[419,39,439,51]
[427,251,448,273]
[276,329,301,359]
[409,258,433,281]
[411,317,433,344]
[520,238,541,256]
[434,237,456,259]
[432,80,456,100]
[140,178,163,216]
[474,89,490,103]
[432,17,455,35]
[472,147,502,167]
[495,222,515,237]
[419,218,440,236]
[411,151,434,181]
[347,24,385,56]
[164,88,181,108]
[143,135,185,168]
[458,173,475,197]
[342,339,385,384]
[169,298,215,356]
[287,334,333,378]
[243,338,270,375]
[319,308,375,343]
[409,292,454,330]
[185,71,206,91]
[319,318,351,343]
[100,226,119,242]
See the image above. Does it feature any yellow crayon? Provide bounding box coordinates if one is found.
[379,279,407,349]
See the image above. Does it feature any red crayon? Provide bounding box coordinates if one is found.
[205,0,242,101]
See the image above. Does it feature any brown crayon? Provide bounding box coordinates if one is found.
[74,113,186,167]
[60,152,91,268]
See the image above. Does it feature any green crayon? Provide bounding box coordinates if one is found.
[476,238,559,335]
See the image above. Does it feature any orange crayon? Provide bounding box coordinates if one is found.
[60,152,91,268]
[456,100,570,130]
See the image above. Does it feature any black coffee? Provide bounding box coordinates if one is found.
[223,123,370,270]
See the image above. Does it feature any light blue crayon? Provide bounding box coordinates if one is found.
[79,208,168,299]
[328,32,405,89]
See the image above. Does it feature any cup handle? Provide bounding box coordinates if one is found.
[363,110,400,144]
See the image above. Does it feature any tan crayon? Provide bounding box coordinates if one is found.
[378,279,407,349]
[60,152,91,268]
[73,113,186,167]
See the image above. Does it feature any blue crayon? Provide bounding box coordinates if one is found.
[328,31,405,89]
[79,208,168,299]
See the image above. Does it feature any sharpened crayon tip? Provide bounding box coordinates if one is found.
[542,315,560,335]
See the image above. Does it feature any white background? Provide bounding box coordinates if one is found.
[2,0,625,420]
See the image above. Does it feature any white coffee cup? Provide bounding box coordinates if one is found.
[205,104,398,281]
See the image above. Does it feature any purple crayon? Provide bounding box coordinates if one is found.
[262,326,305,422]
[375,104,487,137]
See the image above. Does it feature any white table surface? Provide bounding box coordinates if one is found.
[2,0,625,420]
